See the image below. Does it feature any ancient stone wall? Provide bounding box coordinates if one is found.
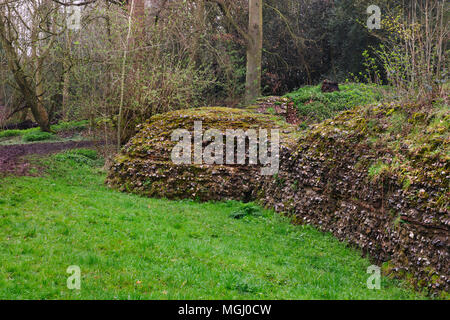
[257,103,449,296]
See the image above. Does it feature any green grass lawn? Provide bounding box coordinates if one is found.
[0,151,427,299]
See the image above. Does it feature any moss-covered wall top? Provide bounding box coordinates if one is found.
[107,107,296,201]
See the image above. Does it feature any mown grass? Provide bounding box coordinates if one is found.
[285,83,388,123]
[0,151,427,300]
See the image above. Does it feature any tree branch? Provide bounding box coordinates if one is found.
[205,0,251,45]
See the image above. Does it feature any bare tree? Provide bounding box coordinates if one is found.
[0,0,54,131]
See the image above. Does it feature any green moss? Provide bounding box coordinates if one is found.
[387,111,408,135]
[300,99,448,210]
[408,112,427,124]
[368,162,390,181]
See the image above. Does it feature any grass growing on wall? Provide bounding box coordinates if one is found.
[285,83,388,123]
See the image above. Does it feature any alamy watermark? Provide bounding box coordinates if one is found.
[65,4,381,33]
[66,1,82,31]
[367,265,381,290]
[171,121,280,176]
[367,5,381,30]
[67,265,81,290]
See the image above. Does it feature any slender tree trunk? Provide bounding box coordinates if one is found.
[31,10,51,132]
[62,13,72,121]
[118,0,135,151]
[245,0,263,104]
[206,0,264,104]
[34,59,50,130]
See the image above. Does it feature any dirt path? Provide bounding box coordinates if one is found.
[0,140,97,175]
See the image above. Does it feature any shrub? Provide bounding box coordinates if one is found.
[52,121,88,132]
[22,131,55,142]
[68,148,98,160]
[230,203,263,219]
[54,149,99,166]
[0,130,22,138]
[0,120,89,140]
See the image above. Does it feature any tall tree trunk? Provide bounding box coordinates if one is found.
[245,0,263,104]
[62,14,72,121]
[34,58,50,131]
[30,8,51,132]
[206,0,263,104]
[19,109,28,123]
[118,0,136,151]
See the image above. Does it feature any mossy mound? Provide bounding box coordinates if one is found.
[107,107,296,201]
